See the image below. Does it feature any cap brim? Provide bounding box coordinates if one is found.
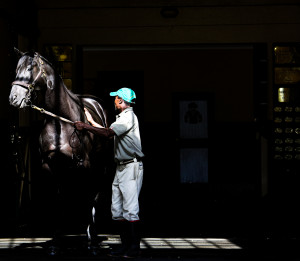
[110,92,118,96]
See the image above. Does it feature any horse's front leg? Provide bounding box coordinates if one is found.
[39,160,64,256]
[87,192,100,255]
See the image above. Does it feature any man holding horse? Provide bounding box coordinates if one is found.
[74,87,144,258]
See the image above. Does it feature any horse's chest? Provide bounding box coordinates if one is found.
[39,124,75,155]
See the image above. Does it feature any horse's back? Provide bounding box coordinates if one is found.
[77,95,108,127]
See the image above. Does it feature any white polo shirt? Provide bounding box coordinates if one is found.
[110,107,144,162]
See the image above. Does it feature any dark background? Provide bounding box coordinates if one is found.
[1,0,300,242]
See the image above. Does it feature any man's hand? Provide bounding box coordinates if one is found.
[74,121,87,131]
[84,108,94,124]
[84,107,104,128]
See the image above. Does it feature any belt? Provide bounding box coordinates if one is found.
[118,158,142,165]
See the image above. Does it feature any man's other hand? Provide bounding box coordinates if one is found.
[74,121,86,131]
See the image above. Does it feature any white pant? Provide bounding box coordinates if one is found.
[111,161,143,221]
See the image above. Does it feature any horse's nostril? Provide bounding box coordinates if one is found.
[10,95,18,104]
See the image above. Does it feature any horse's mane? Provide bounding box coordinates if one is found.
[37,53,54,68]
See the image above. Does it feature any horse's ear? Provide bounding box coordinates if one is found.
[14,47,24,57]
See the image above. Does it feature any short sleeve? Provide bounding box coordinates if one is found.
[110,112,134,136]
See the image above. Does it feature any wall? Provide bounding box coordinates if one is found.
[36,1,300,45]
[0,18,12,119]
[82,46,254,123]
[35,0,300,120]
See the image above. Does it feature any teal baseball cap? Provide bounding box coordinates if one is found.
[110,87,136,103]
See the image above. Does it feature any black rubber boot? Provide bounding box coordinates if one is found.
[123,221,141,258]
[109,220,130,257]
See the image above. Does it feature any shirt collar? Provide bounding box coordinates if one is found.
[117,107,133,118]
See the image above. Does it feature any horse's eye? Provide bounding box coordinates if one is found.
[27,65,33,71]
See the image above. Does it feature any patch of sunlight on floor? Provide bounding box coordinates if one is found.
[0,235,242,250]
[139,238,242,249]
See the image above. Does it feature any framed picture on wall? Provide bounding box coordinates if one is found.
[179,99,208,139]
[174,93,213,140]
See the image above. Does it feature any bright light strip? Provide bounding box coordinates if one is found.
[140,238,242,249]
[0,236,241,250]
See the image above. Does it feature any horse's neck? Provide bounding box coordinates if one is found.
[45,78,80,120]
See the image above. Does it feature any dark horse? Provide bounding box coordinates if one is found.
[9,49,109,254]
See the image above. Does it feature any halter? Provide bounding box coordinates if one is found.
[11,53,46,105]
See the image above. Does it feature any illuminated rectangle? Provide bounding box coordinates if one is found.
[275,67,300,84]
[180,148,208,183]
[274,46,300,64]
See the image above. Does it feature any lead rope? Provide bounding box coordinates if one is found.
[31,104,74,124]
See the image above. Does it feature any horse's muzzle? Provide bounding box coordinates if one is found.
[9,93,26,108]
[9,85,29,108]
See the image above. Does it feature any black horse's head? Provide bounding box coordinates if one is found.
[9,48,55,108]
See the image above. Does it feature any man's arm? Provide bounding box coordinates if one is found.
[74,108,115,138]
[74,121,115,138]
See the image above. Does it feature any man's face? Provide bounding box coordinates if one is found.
[114,96,123,111]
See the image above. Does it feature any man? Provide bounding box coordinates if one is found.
[74,87,144,258]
